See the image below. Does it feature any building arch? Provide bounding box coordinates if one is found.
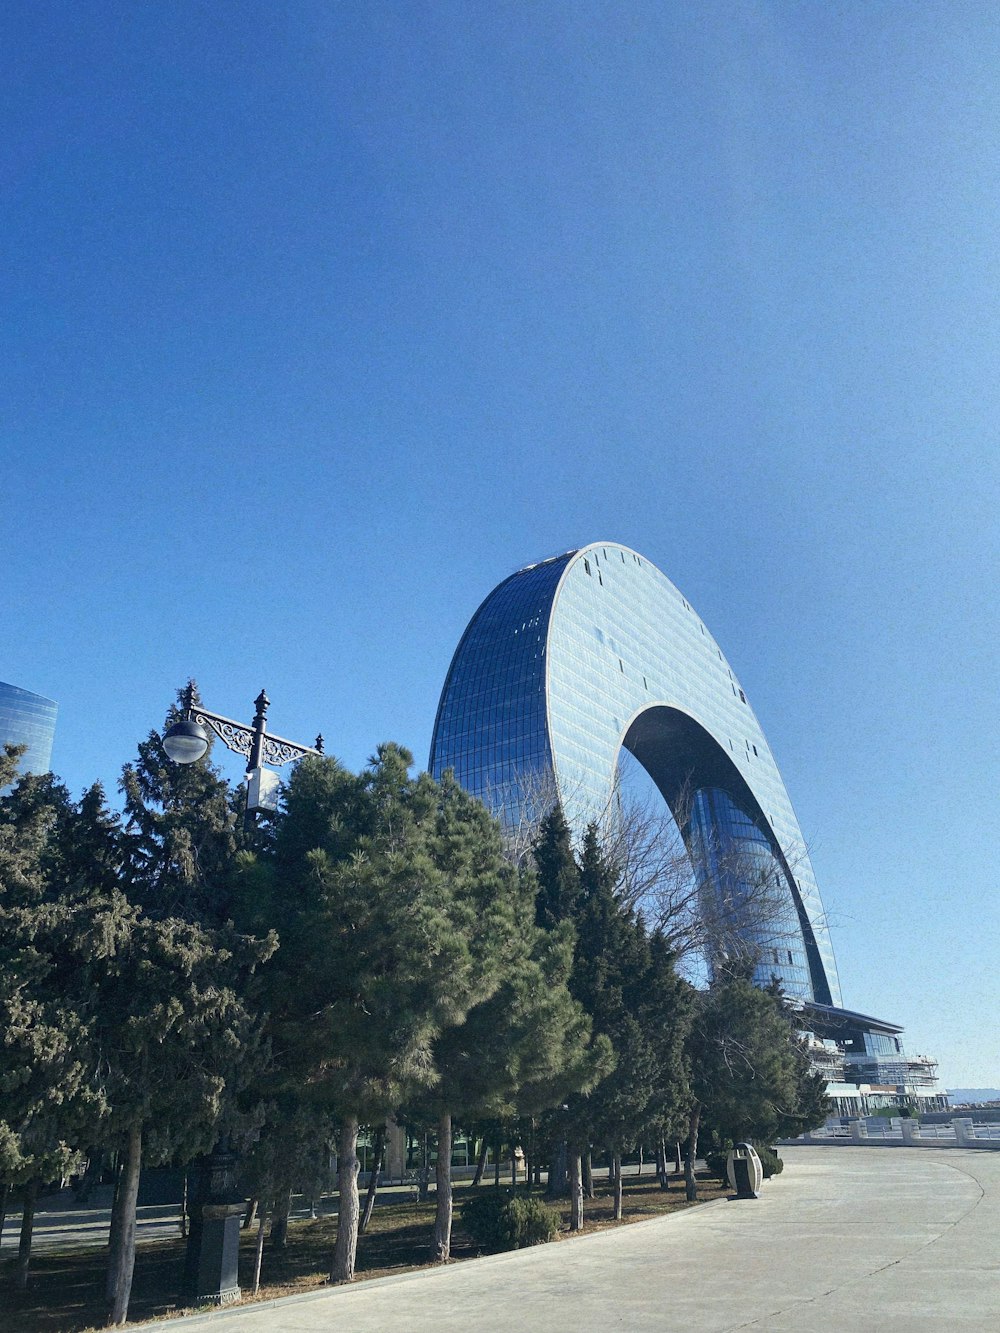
[430,542,840,1007]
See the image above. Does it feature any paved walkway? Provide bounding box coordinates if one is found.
[140,1147,1000,1332]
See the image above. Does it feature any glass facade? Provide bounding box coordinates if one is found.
[430,555,568,830]
[0,680,58,784]
[430,542,842,1007]
[688,787,811,996]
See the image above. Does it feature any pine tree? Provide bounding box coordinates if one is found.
[409,774,528,1262]
[409,863,611,1259]
[91,900,272,1323]
[120,682,245,924]
[557,826,691,1224]
[99,697,273,1324]
[235,746,527,1283]
[641,931,694,1187]
[0,769,99,1288]
[682,966,816,1200]
[1,717,271,1323]
[533,805,581,930]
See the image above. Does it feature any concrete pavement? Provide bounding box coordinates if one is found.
[139,1147,1000,1332]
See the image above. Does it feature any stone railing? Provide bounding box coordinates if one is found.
[781,1117,1000,1150]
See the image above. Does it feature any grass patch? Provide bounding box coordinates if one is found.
[1,1171,728,1330]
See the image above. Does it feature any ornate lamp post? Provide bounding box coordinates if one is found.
[163,682,324,824]
[162,683,324,1305]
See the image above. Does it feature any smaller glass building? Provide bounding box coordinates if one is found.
[0,681,58,782]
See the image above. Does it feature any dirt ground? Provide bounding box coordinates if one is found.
[1,1172,728,1332]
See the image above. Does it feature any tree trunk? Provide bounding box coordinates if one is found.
[107,1125,142,1326]
[546,1140,568,1198]
[493,1133,501,1188]
[417,1132,431,1202]
[583,1151,594,1199]
[431,1110,453,1262]
[674,1140,683,1174]
[179,1171,188,1238]
[330,1115,361,1283]
[243,1195,259,1231]
[16,1179,37,1290]
[684,1105,701,1202]
[569,1151,584,1231]
[656,1138,669,1191]
[613,1152,623,1220]
[360,1125,385,1233]
[471,1137,489,1188]
[252,1207,267,1294]
[269,1185,292,1249]
[0,1181,8,1252]
[105,1154,124,1301]
[636,1144,643,1177]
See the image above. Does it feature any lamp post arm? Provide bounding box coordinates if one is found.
[181,696,322,771]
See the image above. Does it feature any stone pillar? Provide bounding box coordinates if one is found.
[850,1119,869,1144]
[900,1119,920,1144]
[952,1118,976,1148]
[183,1146,244,1307]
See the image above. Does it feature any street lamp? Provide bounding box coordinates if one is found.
[163,682,324,819]
[161,681,324,1306]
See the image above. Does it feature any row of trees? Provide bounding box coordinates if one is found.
[0,687,827,1325]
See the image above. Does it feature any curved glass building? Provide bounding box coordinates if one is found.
[0,680,58,783]
[430,543,841,1007]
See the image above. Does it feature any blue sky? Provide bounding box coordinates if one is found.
[3,2,997,1087]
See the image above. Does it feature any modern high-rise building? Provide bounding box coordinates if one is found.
[0,680,58,783]
[430,543,945,1111]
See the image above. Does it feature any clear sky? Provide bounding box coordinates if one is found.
[3,2,997,1088]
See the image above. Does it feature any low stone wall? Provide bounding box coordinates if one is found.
[781,1117,1000,1151]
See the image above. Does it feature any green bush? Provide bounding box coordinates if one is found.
[704,1144,783,1184]
[756,1145,783,1178]
[704,1149,729,1184]
[460,1189,560,1251]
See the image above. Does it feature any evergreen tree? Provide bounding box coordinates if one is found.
[765,982,830,1141]
[98,698,273,1324]
[558,826,691,1224]
[682,966,817,1201]
[0,768,99,1287]
[407,774,529,1262]
[1,717,271,1323]
[533,806,581,930]
[409,870,611,1259]
[227,751,368,1265]
[531,805,592,1205]
[641,931,695,1186]
[236,746,527,1283]
[57,781,128,903]
[91,899,272,1324]
[120,681,245,924]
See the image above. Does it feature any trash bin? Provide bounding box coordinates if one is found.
[726,1143,763,1199]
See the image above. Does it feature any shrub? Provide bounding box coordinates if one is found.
[704,1150,729,1185]
[756,1145,783,1178]
[460,1189,560,1251]
[704,1144,784,1184]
